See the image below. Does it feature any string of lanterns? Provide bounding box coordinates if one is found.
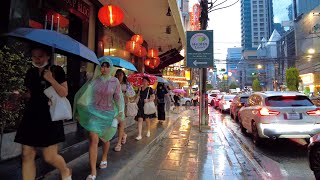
[98,4,161,69]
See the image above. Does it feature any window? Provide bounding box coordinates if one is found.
[265,96,314,107]
[240,97,249,103]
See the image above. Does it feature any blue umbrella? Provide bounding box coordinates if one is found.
[6,28,99,64]
[99,56,137,72]
[156,76,169,83]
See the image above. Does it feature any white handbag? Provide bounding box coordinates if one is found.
[126,102,138,117]
[143,87,156,115]
[44,86,72,121]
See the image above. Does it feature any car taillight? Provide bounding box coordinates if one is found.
[307,108,320,116]
[259,108,280,116]
[237,103,242,107]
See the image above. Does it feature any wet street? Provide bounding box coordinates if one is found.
[126,107,315,180]
[209,106,315,179]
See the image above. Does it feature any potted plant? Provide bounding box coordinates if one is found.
[0,44,30,160]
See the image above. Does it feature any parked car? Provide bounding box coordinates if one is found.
[311,97,320,107]
[218,95,236,113]
[180,97,192,106]
[213,94,223,109]
[309,134,320,179]
[208,93,219,106]
[230,94,250,121]
[238,91,320,145]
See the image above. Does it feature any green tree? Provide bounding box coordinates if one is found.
[285,67,300,91]
[0,44,30,132]
[206,83,213,90]
[252,79,262,91]
[229,82,238,89]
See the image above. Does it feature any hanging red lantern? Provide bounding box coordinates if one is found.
[131,35,144,44]
[144,59,151,66]
[153,57,160,67]
[134,46,147,57]
[125,41,140,53]
[147,48,159,58]
[98,5,124,27]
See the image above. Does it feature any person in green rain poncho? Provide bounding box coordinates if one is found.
[73,57,124,180]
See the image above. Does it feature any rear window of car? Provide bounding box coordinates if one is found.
[224,95,236,100]
[311,98,320,106]
[217,95,223,99]
[210,94,217,97]
[265,95,314,107]
[240,97,249,103]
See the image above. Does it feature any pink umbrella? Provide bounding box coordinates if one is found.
[173,89,186,94]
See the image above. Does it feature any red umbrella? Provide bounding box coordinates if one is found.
[127,73,157,87]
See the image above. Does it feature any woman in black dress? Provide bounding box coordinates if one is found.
[156,83,168,123]
[14,47,71,180]
[135,77,156,140]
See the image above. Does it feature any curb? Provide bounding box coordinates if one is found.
[111,111,189,180]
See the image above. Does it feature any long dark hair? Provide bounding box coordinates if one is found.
[115,69,127,84]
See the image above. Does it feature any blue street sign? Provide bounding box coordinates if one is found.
[186,30,214,68]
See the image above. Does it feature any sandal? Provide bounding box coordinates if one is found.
[121,134,127,144]
[114,144,122,152]
[86,175,96,180]
[99,161,108,169]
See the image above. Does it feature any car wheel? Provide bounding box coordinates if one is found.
[210,100,214,106]
[186,101,191,106]
[252,121,263,146]
[239,117,247,135]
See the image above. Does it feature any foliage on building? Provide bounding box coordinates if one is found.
[0,44,30,132]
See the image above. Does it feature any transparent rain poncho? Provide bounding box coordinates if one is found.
[73,57,125,142]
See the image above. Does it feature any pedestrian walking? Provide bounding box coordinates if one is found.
[73,58,124,180]
[164,85,172,112]
[14,47,72,180]
[135,76,156,140]
[113,69,135,152]
[156,83,168,123]
[173,93,180,113]
[192,93,198,110]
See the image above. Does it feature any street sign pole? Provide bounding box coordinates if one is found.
[199,0,209,131]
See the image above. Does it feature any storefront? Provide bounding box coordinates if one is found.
[1,0,100,125]
[300,73,320,96]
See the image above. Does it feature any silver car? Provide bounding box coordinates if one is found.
[238,91,320,145]
[218,95,236,113]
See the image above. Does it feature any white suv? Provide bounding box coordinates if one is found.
[238,91,320,145]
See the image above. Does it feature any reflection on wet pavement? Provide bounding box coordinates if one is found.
[127,109,262,180]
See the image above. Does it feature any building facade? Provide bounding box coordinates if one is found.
[294,4,320,95]
[226,47,242,85]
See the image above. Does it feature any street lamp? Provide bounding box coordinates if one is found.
[308,48,315,54]
[257,64,263,69]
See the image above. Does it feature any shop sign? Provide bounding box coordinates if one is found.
[64,0,90,19]
[186,30,214,68]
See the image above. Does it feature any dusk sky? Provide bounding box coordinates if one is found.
[189,0,241,69]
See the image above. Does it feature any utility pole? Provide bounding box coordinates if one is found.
[199,0,209,131]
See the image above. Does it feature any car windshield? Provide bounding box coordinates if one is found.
[224,95,236,100]
[265,95,314,107]
[240,97,249,103]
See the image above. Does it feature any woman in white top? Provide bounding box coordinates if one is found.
[114,69,135,151]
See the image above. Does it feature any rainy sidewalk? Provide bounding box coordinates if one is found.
[115,109,262,180]
[44,109,190,180]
